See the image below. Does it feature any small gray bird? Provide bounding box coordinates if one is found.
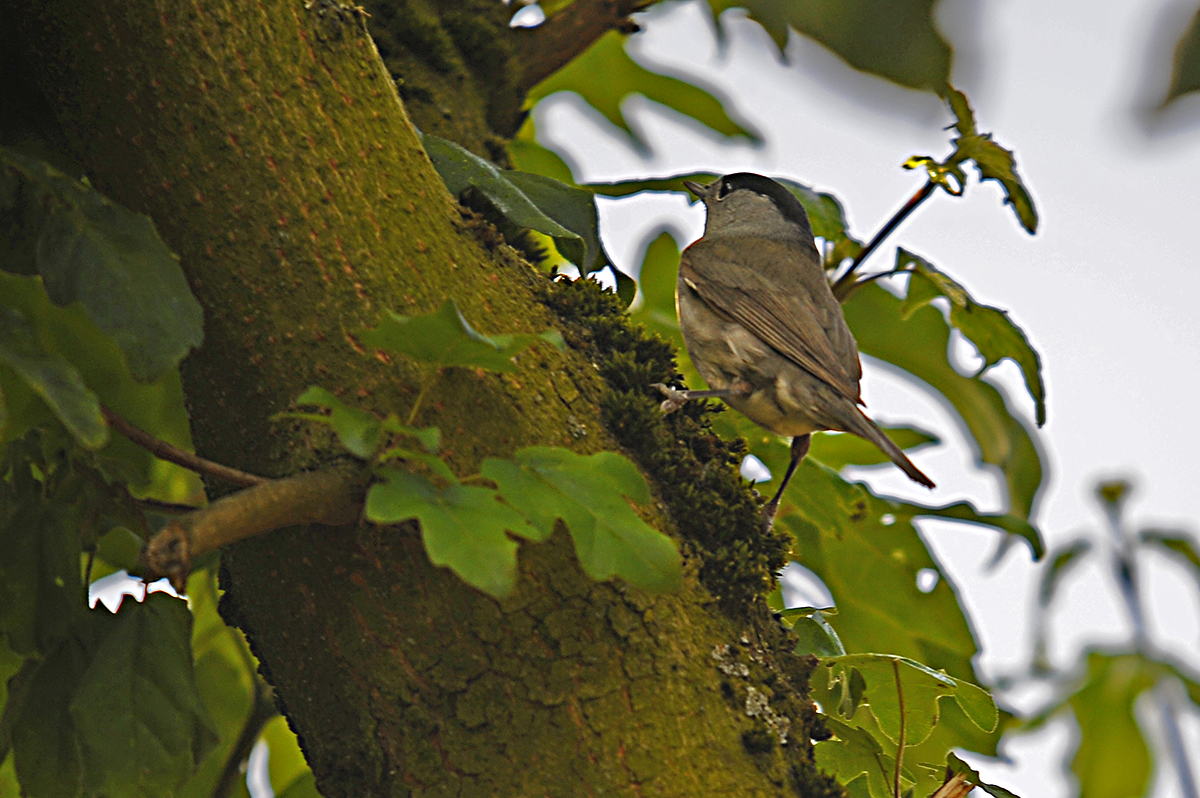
[657,173,934,530]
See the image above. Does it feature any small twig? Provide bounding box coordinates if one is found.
[406,372,440,426]
[892,659,907,798]
[101,406,268,488]
[134,497,204,515]
[833,267,915,304]
[141,464,370,592]
[832,181,935,298]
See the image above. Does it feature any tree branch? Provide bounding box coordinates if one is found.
[832,181,935,301]
[141,464,371,591]
[513,0,651,95]
[102,406,268,488]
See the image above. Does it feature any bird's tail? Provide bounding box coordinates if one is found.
[841,407,936,488]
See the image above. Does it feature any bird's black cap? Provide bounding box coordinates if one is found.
[716,173,813,237]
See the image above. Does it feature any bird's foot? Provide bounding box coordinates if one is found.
[652,383,689,414]
[761,500,780,534]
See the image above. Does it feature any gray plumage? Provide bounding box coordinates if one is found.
[676,173,934,491]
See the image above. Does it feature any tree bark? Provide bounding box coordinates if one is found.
[7,1,840,795]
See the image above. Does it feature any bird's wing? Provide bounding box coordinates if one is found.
[680,236,861,404]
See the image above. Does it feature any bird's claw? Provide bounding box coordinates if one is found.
[653,383,688,414]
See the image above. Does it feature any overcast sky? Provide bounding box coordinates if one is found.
[532,0,1200,794]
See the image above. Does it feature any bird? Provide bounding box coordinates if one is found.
[655,172,934,531]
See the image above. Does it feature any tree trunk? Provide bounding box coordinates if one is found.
[7,1,840,795]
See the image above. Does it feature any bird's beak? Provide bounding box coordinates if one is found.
[682,179,708,199]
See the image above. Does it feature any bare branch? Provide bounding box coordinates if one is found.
[513,0,651,95]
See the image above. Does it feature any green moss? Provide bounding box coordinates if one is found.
[538,276,791,615]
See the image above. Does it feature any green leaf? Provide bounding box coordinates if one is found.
[808,426,939,471]
[1068,653,1158,798]
[843,282,1043,519]
[360,300,564,374]
[1140,529,1200,584]
[613,267,637,307]
[10,597,216,798]
[290,386,383,458]
[628,230,684,347]
[418,133,588,266]
[526,31,757,146]
[259,715,316,798]
[276,772,322,798]
[0,147,203,383]
[707,0,951,90]
[945,752,1023,798]
[815,654,997,747]
[0,305,106,450]
[503,170,614,274]
[69,594,218,798]
[815,716,899,798]
[365,468,535,597]
[507,119,577,185]
[891,499,1044,560]
[790,610,846,657]
[1165,6,1200,105]
[483,447,681,592]
[942,89,1038,234]
[897,249,1045,427]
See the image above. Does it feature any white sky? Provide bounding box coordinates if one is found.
[532,0,1200,794]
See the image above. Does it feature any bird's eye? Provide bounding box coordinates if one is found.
[717,181,733,200]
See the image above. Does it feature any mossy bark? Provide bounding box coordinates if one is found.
[8,1,842,795]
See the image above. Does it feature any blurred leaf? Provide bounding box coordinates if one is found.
[892,500,1043,560]
[360,300,564,374]
[1165,6,1200,105]
[1140,529,1200,582]
[1069,653,1158,798]
[366,468,536,597]
[503,170,614,273]
[808,426,939,471]
[483,447,682,592]
[260,715,317,798]
[1038,539,1091,606]
[707,0,951,90]
[628,230,684,347]
[941,89,1038,234]
[0,305,106,450]
[276,771,322,798]
[897,249,1045,426]
[507,119,577,185]
[815,654,997,747]
[0,147,203,383]
[419,133,588,266]
[92,526,145,575]
[289,386,384,459]
[526,31,757,145]
[588,173,856,244]
[613,267,637,307]
[0,272,197,495]
[843,282,1043,519]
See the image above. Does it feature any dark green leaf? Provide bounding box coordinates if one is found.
[365,468,536,597]
[418,133,587,266]
[1068,653,1158,798]
[897,249,1045,426]
[0,272,197,494]
[483,447,681,592]
[503,170,613,273]
[526,31,757,146]
[69,594,218,798]
[892,499,1044,560]
[0,305,106,450]
[0,147,203,383]
[941,90,1038,233]
[1165,6,1200,105]
[843,282,1044,519]
[613,267,637,307]
[0,483,82,657]
[808,426,939,471]
[707,0,951,90]
[1140,529,1200,577]
[507,119,577,185]
[360,300,564,374]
